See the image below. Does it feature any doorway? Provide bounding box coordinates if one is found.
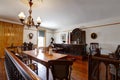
[38,30,46,48]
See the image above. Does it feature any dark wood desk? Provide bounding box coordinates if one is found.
[23,49,67,80]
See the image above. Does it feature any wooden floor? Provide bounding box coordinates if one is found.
[71,59,88,80]
[0,58,7,80]
[0,58,88,80]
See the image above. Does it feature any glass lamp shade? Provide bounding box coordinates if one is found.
[18,12,26,19]
[37,17,41,24]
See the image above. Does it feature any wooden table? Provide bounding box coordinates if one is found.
[23,49,67,80]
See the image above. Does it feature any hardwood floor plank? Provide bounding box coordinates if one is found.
[71,60,88,80]
[0,58,7,80]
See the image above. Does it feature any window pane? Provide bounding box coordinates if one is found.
[39,30,45,37]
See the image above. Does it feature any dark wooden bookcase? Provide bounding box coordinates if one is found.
[70,28,86,44]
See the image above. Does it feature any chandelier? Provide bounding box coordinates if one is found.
[18,0,41,28]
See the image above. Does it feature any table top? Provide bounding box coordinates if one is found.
[23,49,67,62]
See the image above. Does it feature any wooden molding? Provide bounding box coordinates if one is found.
[54,22,120,33]
[82,22,120,29]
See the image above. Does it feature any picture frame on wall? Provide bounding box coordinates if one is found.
[61,33,66,43]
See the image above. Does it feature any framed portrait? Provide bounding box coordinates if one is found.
[61,33,66,42]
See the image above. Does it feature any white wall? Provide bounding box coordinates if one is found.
[23,27,54,47]
[46,30,54,47]
[23,28,38,44]
[54,32,68,43]
[54,17,120,54]
[85,24,120,53]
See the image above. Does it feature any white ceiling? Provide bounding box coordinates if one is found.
[0,0,120,30]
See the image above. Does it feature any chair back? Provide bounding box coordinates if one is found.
[23,42,28,51]
[17,47,22,54]
[89,43,100,55]
[115,45,120,59]
[28,42,33,50]
[48,60,73,80]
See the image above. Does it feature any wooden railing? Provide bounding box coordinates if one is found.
[5,48,41,80]
[88,53,120,80]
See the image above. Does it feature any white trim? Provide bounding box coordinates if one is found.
[0,19,21,25]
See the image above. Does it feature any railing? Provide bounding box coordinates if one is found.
[88,54,120,80]
[5,48,41,80]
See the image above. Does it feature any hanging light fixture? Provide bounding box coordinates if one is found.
[18,0,41,28]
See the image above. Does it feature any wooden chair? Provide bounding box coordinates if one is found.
[114,45,120,59]
[28,42,33,50]
[88,45,101,80]
[17,47,29,64]
[16,47,38,74]
[27,63,38,74]
[88,45,120,80]
[109,45,120,80]
[23,42,28,51]
[48,59,74,80]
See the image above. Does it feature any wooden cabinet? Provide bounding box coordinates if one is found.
[70,28,86,44]
[53,44,87,56]
[53,28,87,57]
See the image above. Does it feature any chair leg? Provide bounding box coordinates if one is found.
[36,69,38,75]
[111,75,115,80]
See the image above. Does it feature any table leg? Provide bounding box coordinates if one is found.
[46,67,49,80]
